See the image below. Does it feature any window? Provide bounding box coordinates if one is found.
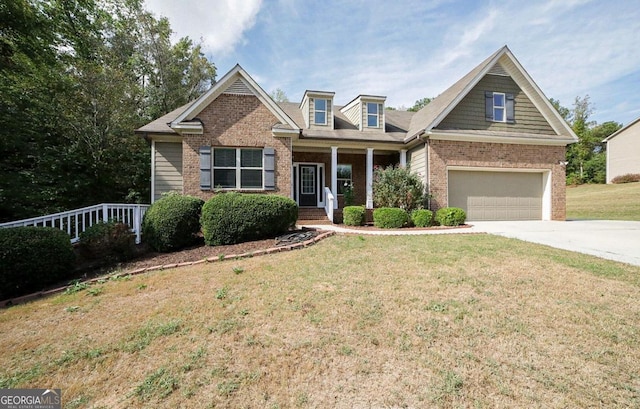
[336,164,352,194]
[493,93,505,122]
[213,148,263,189]
[314,98,327,125]
[367,102,379,127]
[485,91,515,123]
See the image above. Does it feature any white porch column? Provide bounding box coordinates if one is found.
[400,149,407,168]
[331,146,338,209]
[366,148,374,209]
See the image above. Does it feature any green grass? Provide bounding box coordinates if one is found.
[567,182,640,220]
[1,234,639,408]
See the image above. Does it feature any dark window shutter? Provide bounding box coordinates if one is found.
[263,147,275,190]
[506,93,515,123]
[485,91,494,120]
[199,146,211,190]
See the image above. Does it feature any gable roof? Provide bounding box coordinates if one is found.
[603,115,640,142]
[406,45,578,143]
[135,103,191,135]
[170,64,299,133]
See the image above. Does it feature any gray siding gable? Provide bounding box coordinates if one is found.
[436,74,555,135]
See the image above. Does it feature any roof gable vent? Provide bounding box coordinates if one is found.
[223,78,254,95]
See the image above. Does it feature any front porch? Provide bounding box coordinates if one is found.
[291,147,406,221]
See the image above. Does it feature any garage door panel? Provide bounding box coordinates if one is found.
[448,170,542,221]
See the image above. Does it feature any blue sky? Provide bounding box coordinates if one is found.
[144,0,640,126]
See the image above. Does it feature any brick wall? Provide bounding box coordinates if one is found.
[182,94,292,201]
[428,140,567,220]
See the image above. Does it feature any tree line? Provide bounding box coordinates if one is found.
[0,0,216,222]
[551,96,620,185]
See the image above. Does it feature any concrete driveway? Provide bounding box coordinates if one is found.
[470,220,640,266]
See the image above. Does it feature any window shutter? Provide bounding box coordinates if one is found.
[263,147,275,190]
[485,91,494,120]
[199,146,211,190]
[506,93,515,123]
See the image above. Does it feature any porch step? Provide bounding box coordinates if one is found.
[298,207,329,221]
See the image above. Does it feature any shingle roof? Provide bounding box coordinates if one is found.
[137,46,576,145]
[277,101,412,143]
[135,103,193,135]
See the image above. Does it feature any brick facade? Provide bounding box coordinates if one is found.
[182,94,292,201]
[428,140,567,220]
[293,151,396,207]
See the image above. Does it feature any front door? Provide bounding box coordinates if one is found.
[299,165,317,207]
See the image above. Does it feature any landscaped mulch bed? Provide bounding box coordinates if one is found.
[1,229,328,307]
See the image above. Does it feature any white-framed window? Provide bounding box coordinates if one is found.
[213,148,263,189]
[336,164,352,195]
[493,92,506,122]
[314,98,327,125]
[366,102,379,127]
[485,91,514,123]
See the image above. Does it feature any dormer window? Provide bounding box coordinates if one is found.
[314,98,327,125]
[340,95,385,131]
[367,102,379,127]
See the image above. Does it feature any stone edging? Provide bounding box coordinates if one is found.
[2,231,336,308]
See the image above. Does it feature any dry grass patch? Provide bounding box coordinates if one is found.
[567,182,640,220]
[1,234,639,408]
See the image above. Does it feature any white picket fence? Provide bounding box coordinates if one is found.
[0,203,150,244]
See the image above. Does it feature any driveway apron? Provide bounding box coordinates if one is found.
[469,220,640,266]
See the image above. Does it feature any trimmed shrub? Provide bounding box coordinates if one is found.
[201,193,298,245]
[0,227,76,300]
[343,206,365,226]
[611,173,640,184]
[411,209,433,227]
[373,207,408,229]
[373,165,427,212]
[142,194,204,252]
[435,207,466,226]
[78,221,135,263]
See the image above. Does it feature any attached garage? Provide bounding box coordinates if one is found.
[448,169,549,221]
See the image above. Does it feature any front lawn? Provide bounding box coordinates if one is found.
[567,182,640,220]
[1,234,639,408]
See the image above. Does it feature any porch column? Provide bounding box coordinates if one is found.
[331,146,338,209]
[366,148,374,209]
[400,149,407,168]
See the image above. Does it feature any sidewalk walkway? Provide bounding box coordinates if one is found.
[298,223,482,235]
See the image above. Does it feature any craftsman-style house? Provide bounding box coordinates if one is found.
[136,46,577,221]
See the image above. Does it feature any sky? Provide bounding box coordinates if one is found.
[143,0,640,126]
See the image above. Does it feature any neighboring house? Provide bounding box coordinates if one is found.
[136,46,577,221]
[603,116,640,183]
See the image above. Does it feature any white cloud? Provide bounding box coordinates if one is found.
[144,0,263,56]
[144,0,640,124]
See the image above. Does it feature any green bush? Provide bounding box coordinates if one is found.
[611,173,640,184]
[411,209,433,227]
[435,207,466,226]
[142,194,204,252]
[373,207,408,229]
[201,193,298,245]
[372,165,427,212]
[0,227,76,300]
[78,221,135,263]
[343,206,365,226]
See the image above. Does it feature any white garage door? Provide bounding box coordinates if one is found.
[448,170,543,221]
